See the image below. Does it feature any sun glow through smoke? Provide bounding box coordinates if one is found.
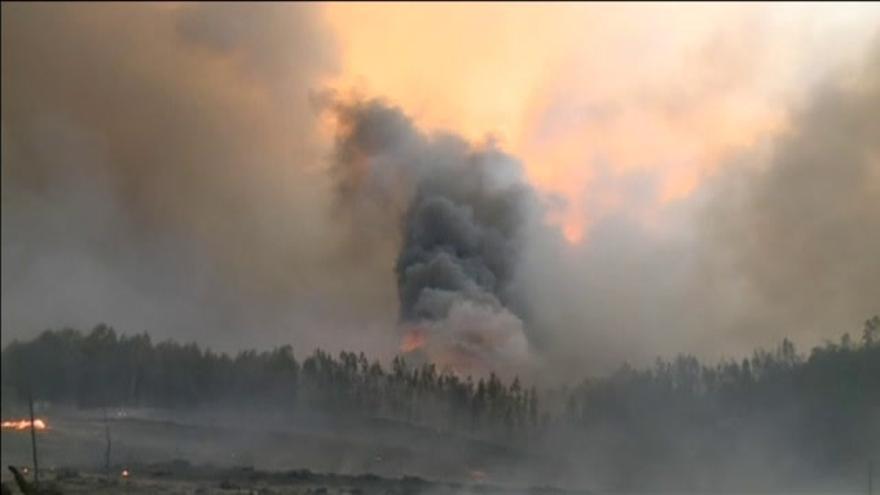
[322,2,879,245]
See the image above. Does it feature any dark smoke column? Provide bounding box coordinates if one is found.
[329,97,536,373]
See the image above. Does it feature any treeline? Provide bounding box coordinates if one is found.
[3,317,879,464]
[0,325,538,437]
[4,318,878,489]
[558,316,880,489]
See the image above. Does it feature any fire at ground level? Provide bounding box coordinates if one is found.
[0,407,575,494]
[1,419,47,431]
[0,407,871,494]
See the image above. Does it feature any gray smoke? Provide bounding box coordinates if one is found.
[1,3,400,355]
[516,40,880,377]
[329,98,536,373]
[696,41,880,349]
[2,3,877,380]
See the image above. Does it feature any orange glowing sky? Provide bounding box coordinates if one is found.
[321,2,880,243]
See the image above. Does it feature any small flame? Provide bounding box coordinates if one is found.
[1,419,47,431]
[469,469,488,482]
[400,329,427,353]
[121,469,130,478]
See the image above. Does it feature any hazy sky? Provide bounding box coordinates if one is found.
[2,3,878,378]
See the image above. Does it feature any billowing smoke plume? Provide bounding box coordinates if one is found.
[3,3,877,380]
[329,98,536,374]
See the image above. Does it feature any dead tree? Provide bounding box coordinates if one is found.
[8,466,62,495]
[103,406,112,477]
[8,466,36,495]
[27,389,39,487]
[870,460,874,495]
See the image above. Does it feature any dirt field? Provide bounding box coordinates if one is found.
[1,407,579,494]
[1,461,586,495]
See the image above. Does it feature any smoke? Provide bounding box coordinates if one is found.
[516,40,880,376]
[328,98,537,374]
[1,3,399,354]
[697,41,880,348]
[2,3,877,380]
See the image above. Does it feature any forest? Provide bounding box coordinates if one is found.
[2,316,879,485]
[0,324,539,439]
[557,316,880,487]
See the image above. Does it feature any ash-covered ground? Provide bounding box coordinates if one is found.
[0,407,576,494]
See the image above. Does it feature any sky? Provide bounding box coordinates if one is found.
[2,2,879,378]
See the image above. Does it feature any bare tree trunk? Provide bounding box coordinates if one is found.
[8,466,36,495]
[27,390,39,487]
[103,406,112,477]
[869,459,874,495]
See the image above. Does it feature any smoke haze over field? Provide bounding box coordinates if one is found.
[2,3,879,377]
